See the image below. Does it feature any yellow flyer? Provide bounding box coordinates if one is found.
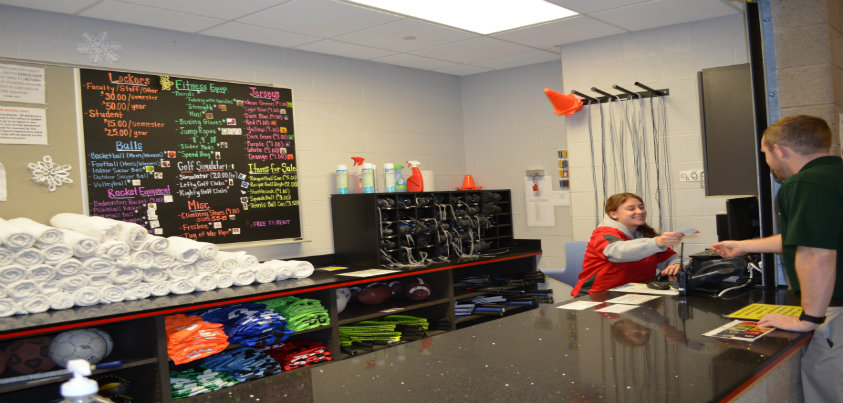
[725,303,802,320]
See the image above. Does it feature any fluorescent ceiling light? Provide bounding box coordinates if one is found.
[346,0,578,35]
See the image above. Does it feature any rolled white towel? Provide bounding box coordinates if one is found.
[19,295,50,314]
[0,218,35,249]
[100,284,126,303]
[14,247,45,267]
[42,243,73,264]
[232,269,256,286]
[215,251,244,272]
[153,253,175,269]
[0,298,16,317]
[87,274,110,287]
[72,286,100,306]
[81,257,114,275]
[150,281,170,297]
[40,279,60,294]
[49,292,74,310]
[118,221,149,250]
[7,279,40,299]
[59,229,100,258]
[170,279,195,295]
[97,240,130,260]
[50,213,120,242]
[192,274,217,292]
[118,250,153,269]
[288,260,315,279]
[54,258,83,277]
[0,247,13,266]
[126,282,151,300]
[27,264,56,282]
[166,236,217,262]
[167,263,194,280]
[7,217,63,246]
[0,284,6,298]
[58,275,90,292]
[142,268,167,283]
[193,259,219,274]
[109,266,143,285]
[255,262,278,284]
[0,264,28,284]
[271,261,294,281]
[142,235,169,253]
[216,272,234,289]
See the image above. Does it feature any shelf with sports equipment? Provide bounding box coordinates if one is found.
[0,242,541,402]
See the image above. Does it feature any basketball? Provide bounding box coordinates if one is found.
[5,336,56,375]
[357,283,392,305]
[402,278,432,301]
[48,329,108,368]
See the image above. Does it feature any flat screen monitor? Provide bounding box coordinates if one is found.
[726,196,760,241]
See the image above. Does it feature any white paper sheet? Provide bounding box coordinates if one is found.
[0,63,46,104]
[605,294,660,305]
[556,300,603,310]
[0,106,47,144]
[596,304,639,314]
[609,282,679,296]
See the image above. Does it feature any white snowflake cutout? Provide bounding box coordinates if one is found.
[28,155,73,192]
[77,31,122,64]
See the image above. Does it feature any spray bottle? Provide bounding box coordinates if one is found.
[383,163,396,192]
[406,160,423,192]
[336,164,349,194]
[361,163,375,193]
[351,157,365,193]
[394,164,407,192]
[59,359,114,403]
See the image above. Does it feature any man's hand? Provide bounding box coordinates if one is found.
[757,313,818,332]
[660,263,681,276]
[711,241,745,258]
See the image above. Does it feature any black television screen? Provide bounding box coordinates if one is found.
[726,196,760,241]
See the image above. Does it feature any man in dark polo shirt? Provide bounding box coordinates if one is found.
[712,115,843,402]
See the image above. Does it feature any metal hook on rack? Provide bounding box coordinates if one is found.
[612,84,639,98]
[572,89,598,104]
[634,82,665,96]
[591,87,619,101]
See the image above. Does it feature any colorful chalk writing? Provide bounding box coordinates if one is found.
[80,68,300,243]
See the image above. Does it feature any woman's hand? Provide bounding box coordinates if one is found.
[661,263,681,276]
[656,232,683,247]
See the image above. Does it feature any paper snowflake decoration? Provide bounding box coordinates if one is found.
[77,31,122,64]
[28,155,73,192]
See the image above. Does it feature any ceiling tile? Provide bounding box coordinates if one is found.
[471,50,560,70]
[296,39,397,60]
[371,53,459,71]
[118,0,291,20]
[493,16,626,49]
[542,0,651,14]
[79,1,224,32]
[591,0,740,32]
[334,18,478,53]
[410,37,537,64]
[200,22,321,48]
[0,0,98,14]
[236,0,401,38]
[435,64,492,76]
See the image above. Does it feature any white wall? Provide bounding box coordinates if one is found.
[0,5,467,261]
[563,14,750,256]
[461,61,570,269]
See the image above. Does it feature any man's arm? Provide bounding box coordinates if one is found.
[711,234,782,257]
[757,246,837,331]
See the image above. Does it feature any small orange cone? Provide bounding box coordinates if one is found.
[457,174,482,190]
[544,88,583,116]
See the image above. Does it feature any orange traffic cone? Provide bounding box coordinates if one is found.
[457,175,482,190]
[544,88,583,116]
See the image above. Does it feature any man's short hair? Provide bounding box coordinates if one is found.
[762,115,832,155]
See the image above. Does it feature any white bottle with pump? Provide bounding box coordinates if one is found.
[336,164,349,194]
[59,359,115,403]
[383,163,396,192]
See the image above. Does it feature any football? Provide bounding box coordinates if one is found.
[356,283,392,305]
[336,287,351,313]
[388,281,403,296]
[402,278,432,301]
[5,336,56,375]
[48,329,108,368]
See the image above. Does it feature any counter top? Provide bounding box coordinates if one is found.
[192,287,809,403]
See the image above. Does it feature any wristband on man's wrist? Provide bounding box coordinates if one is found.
[799,312,826,324]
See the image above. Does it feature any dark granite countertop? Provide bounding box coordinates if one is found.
[193,287,809,403]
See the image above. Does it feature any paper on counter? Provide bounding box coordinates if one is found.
[605,294,660,305]
[609,283,679,296]
[556,301,603,310]
[596,304,639,314]
[338,268,400,277]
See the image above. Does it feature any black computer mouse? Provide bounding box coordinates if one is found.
[647,281,671,290]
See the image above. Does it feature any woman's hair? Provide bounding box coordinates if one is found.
[604,193,657,238]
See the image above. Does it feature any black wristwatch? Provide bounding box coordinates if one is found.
[799,312,826,324]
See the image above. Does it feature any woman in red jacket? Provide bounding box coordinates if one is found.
[571,193,683,296]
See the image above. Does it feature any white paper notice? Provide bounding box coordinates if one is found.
[0,63,46,104]
[556,300,603,310]
[525,176,555,227]
[0,106,48,144]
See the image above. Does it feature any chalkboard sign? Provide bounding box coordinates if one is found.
[79,68,300,244]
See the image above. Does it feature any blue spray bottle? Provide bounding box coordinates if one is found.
[394,164,407,192]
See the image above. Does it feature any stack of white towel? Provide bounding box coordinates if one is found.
[0,214,316,317]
